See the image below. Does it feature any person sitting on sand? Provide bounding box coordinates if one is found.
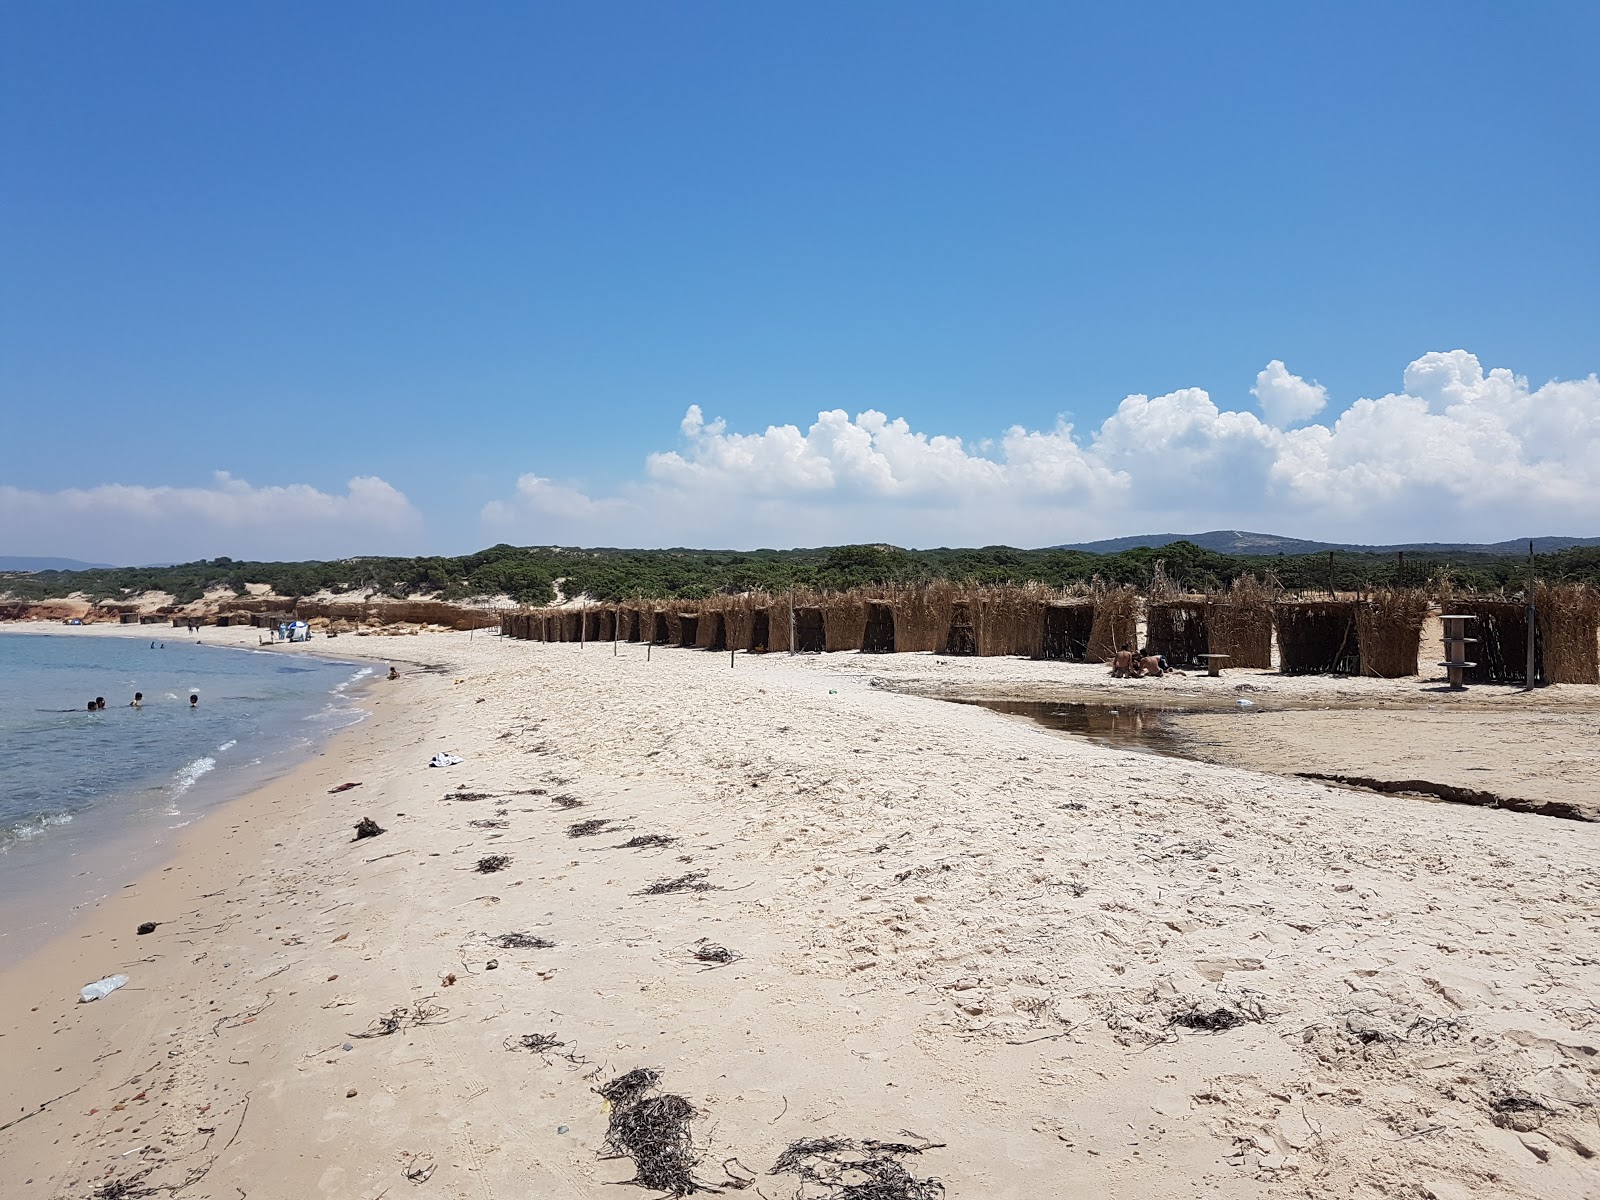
[130,692,143,708]
[387,666,399,680]
[1111,645,1136,677]
[1137,647,1173,676]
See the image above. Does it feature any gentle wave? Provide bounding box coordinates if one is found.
[217,739,238,753]
[170,756,216,799]
[1,811,73,849]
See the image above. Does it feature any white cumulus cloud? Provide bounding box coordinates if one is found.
[481,350,1600,549]
[0,472,421,564]
[1251,359,1329,426]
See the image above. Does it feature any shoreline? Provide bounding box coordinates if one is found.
[2,635,1596,1199]
[0,626,392,967]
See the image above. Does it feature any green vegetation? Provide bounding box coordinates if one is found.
[4,542,1600,608]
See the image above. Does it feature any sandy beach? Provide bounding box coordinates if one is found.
[2,627,1597,1199]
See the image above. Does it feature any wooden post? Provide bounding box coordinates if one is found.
[1525,540,1536,690]
[789,590,796,656]
[730,648,734,669]
[1327,551,1336,597]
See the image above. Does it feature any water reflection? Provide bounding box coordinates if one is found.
[948,698,1193,757]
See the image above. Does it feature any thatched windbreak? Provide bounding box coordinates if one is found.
[749,607,772,651]
[582,610,601,642]
[1087,585,1139,662]
[891,581,956,653]
[1537,584,1600,684]
[1274,601,1361,674]
[1355,590,1430,677]
[558,611,582,642]
[677,613,699,648]
[1040,602,1094,661]
[975,585,1047,657]
[862,601,896,653]
[942,600,977,655]
[650,610,672,645]
[1145,601,1207,666]
[1452,600,1532,684]
[702,609,728,652]
[621,607,642,642]
[1206,576,1274,669]
[596,608,616,642]
[819,591,869,652]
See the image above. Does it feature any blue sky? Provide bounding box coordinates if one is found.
[3,2,1597,563]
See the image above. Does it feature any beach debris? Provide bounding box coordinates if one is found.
[1168,999,1262,1033]
[428,753,464,768]
[493,932,555,950]
[1491,1092,1551,1132]
[616,833,678,850]
[469,818,509,829]
[441,973,457,987]
[136,921,160,935]
[79,974,129,1004]
[89,1169,158,1199]
[402,1152,436,1184]
[347,1088,359,1098]
[486,959,499,970]
[692,941,739,966]
[506,1032,566,1054]
[637,871,718,897]
[329,781,362,794]
[598,1068,702,1196]
[348,998,449,1039]
[551,794,585,809]
[475,855,512,873]
[444,791,492,802]
[567,818,615,838]
[769,1135,946,1199]
[353,817,386,840]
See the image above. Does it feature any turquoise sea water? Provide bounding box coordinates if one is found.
[0,631,369,961]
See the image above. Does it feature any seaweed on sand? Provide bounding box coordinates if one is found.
[636,871,718,896]
[493,931,555,949]
[769,1135,946,1199]
[598,1068,703,1196]
[475,855,512,873]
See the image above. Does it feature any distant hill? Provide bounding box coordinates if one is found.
[0,556,116,572]
[1055,531,1600,556]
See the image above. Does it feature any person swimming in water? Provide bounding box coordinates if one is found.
[130,692,143,708]
[190,693,199,709]
[95,696,107,710]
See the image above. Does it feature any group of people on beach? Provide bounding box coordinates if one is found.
[1111,644,1179,678]
[87,692,198,711]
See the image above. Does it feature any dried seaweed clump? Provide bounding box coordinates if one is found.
[551,794,585,809]
[444,791,492,802]
[618,833,678,850]
[353,816,385,840]
[91,1172,159,1200]
[493,931,555,950]
[568,818,614,838]
[506,1032,565,1054]
[694,942,737,965]
[475,854,512,874]
[599,1068,702,1196]
[637,871,717,896]
[1168,1000,1262,1033]
[348,998,448,1039]
[469,818,509,829]
[769,1136,946,1199]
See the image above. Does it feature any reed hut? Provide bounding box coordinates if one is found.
[620,606,642,642]
[793,606,825,653]
[941,599,977,655]
[975,585,1047,657]
[558,610,582,642]
[1144,600,1208,666]
[1205,576,1275,669]
[1273,601,1361,674]
[1537,584,1600,685]
[582,610,601,642]
[1355,590,1430,677]
[820,591,869,652]
[891,581,956,653]
[1086,584,1138,662]
[1040,601,1094,661]
[861,601,896,653]
[701,608,728,652]
[1451,600,1531,684]
[677,612,699,647]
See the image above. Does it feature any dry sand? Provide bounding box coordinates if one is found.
[2,629,1597,1199]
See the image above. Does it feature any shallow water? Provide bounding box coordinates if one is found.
[947,698,1197,757]
[0,631,369,963]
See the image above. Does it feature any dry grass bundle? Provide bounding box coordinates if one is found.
[975,584,1048,657]
[1274,601,1360,674]
[1356,589,1430,677]
[1086,583,1138,662]
[1145,601,1208,667]
[1040,601,1094,661]
[891,581,956,653]
[598,1068,702,1196]
[1452,600,1531,684]
[1536,584,1600,684]
[1206,575,1274,668]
